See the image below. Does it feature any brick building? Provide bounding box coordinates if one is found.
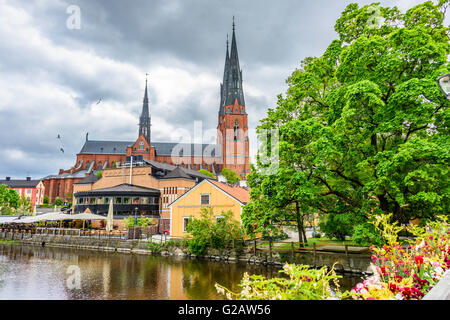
[43,21,250,203]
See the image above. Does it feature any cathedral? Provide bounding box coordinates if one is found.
[43,21,250,203]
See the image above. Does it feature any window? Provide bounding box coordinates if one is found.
[77,197,84,204]
[123,197,130,204]
[27,189,32,194]
[97,197,104,204]
[139,140,145,150]
[183,217,192,233]
[89,197,96,204]
[216,216,225,223]
[132,197,139,204]
[141,197,149,204]
[115,197,122,204]
[201,194,210,205]
[234,121,239,142]
[104,197,110,204]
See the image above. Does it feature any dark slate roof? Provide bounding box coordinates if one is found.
[79,140,132,154]
[160,167,193,180]
[144,160,216,181]
[0,179,41,188]
[79,140,221,157]
[75,174,99,185]
[75,184,160,196]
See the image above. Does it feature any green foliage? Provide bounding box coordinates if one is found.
[220,168,241,185]
[352,223,384,247]
[148,241,163,253]
[0,184,20,214]
[112,160,117,169]
[95,171,103,179]
[123,216,155,229]
[185,207,242,255]
[198,169,215,178]
[252,0,449,233]
[216,263,349,300]
[54,198,64,206]
[43,195,49,205]
[16,196,32,216]
[319,212,355,241]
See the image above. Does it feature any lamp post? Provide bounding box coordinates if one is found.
[133,207,138,239]
[437,73,450,99]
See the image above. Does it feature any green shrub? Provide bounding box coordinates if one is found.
[352,223,384,247]
[185,207,242,255]
[148,241,163,253]
[54,198,64,206]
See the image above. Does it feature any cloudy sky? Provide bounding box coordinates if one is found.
[0,0,446,179]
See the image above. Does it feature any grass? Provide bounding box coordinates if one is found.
[0,239,21,245]
[256,237,361,251]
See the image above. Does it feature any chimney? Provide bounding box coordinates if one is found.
[26,177,31,181]
[6,177,10,181]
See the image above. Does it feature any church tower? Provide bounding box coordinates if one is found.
[139,78,151,144]
[217,18,250,179]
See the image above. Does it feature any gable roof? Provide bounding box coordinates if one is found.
[79,140,221,157]
[208,180,250,204]
[0,179,42,188]
[168,179,249,208]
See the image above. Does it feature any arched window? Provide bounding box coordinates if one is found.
[98,161,102,169]
[139,140,145,150]
[86,161,90,169]
[234,121,239,142]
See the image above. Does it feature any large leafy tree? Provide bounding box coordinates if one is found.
[245,1,449,241]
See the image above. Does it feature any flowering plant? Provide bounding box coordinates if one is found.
[215,263,351,300]
[350,214,449,300]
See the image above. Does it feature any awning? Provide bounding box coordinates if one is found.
[69,213,106,220]
[9,212,73,224]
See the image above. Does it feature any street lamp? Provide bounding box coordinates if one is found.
[133,207,138,239]
[437,73,450,99]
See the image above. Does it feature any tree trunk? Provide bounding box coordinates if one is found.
[295,202,304,249]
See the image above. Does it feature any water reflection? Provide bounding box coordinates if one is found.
[0,244,363,300]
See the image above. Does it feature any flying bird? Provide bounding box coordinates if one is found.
[57,134,65,153]
[96,98,102,105]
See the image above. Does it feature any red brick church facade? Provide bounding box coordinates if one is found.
[43,22,250,203]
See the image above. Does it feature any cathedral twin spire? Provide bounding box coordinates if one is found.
[139,18,244,143]
[219,18,245,116]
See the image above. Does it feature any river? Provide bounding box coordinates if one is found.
[0,244,364,300]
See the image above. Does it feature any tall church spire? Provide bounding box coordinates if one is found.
[224,17,245,108]
[139,76,151,144]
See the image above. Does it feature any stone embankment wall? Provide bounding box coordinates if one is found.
[0,232,371,274]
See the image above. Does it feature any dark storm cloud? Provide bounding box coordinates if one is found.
[0,0,435,179]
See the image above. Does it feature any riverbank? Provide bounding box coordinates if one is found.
[0,231,373,275]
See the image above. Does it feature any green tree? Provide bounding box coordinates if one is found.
[43,195,49,205]
[220,168,241,185]
[54,198,64,206]
[95,171,102,179]
[186,207,242,255]
[198,169,215,179]
[249,0,449,242]
[16,196,32,216]
[0,184,20,215]
[243,166,313,248]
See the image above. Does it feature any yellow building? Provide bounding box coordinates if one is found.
[168,179,250,238]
